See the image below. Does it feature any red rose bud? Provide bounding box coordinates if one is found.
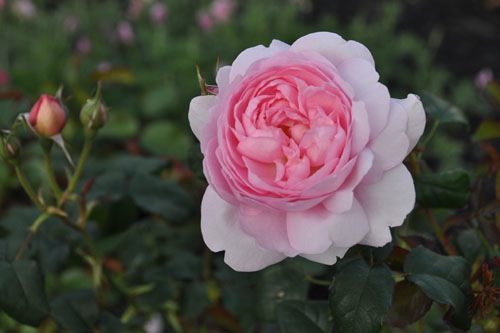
[29,94,66,137]
[80,83,107,131]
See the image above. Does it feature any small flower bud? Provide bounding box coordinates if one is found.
[0,134,21,165]
[80,83,107,131]
[28,94,66,137]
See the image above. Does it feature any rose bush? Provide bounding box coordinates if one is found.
[189,32,426,271]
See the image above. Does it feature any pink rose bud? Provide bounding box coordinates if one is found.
[29,94,66,137]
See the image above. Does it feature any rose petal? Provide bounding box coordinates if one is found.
[290,32,374,66]
[337,58,390,138]
[394,94,426,153]
[301,245,349,265]
[216,65,231,92]
[189,95,218,142]
[323,149,373,214]
[201,186,286,271]
[357,164,415,247]
[350,101,370,155]
[239,205,298,256]
[287,198,369,253]
[363,100,410,184]
[229,41,289,82]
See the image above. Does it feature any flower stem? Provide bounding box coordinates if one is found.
[15,212,51,260]
[43,149,62,200]
[304,275,331,287]
[423,209,457,255]
[59,136,92,207]
[14,166,44,211]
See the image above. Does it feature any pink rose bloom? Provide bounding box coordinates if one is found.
[189,32,426,271]
[76,36,92,55]
[117,21,135,45]
[475,68,494,89]
[196,11,214,31]
[150,2,168,25]
[210,0,234,23]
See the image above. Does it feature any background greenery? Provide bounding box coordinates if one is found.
[0,0,499,332]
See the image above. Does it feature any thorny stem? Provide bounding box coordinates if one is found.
[423,208,458,255]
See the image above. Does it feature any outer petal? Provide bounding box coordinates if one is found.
[286,198,369,253]
[357,164,415,247]
[239,206,298,257]
[362,100,410,184]
[201,186,286,271]
[216,66,231,92]
[337,58,390,139]
[290,32,375,66]
[229,41,289,82]
[188,95,218,142]
[301,245,349,265]
[394,94,426,153]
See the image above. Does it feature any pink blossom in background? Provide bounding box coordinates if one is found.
[0,69,9,87]
[475,68,494,89]
[150,2,168,25]
[189,32,426,271]
[117,21,135,45]
[76,36,92,55]
[127,0,146,20]
[12,0,36,19]
[63,15,79,33]
[210,0,234,23]
[196,11,214,32]
[0,0,5,10]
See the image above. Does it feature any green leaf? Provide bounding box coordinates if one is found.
[404,246,470,293]
[0,260,50,326]
[139,121,192,160]
[50,290,99,333]
[329,259,395,333]
[0,206,39,261]
[420,92,468,125]
[384,280,432,328]
[407,274,469,330]
[404,246,471,330]
[473,119,500,141]
[414,169,471,209]
[94,154,167,176]
[129,172,194,223]
[276,300,332,333]
[142,85,177,118]
[99,111,139,139]
[257,262,309,321]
